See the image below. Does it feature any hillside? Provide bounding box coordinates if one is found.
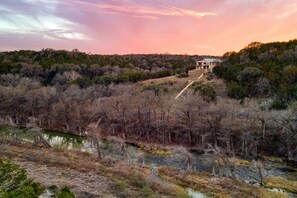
[0,48,295,159]
[0,50,208,87]
[214,40,297,109]
[0,48,296,197]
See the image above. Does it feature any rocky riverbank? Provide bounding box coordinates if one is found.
[1,140,295,198]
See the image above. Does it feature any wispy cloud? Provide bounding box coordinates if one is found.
[65,0,215,19]
[0,0,88,40]
[276,3,297,19]
[1,0,296,55]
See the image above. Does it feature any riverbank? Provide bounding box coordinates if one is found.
[0,140,191,197]
[0,139,294,198]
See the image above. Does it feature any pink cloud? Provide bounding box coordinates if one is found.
[61,0,215,19]
[0,0,297,55]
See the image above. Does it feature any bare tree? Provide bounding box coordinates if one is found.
[26,117,51,148]
[86,118,103,160]
[177,147,194,172]
[205,144,236,178]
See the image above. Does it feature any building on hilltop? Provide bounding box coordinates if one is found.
[196,58,222,72]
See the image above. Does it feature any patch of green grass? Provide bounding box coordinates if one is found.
[176,73,189,78]
[130,176,153,197]
[115,179,127,191]
[131,176,147,188]
[141,183,152,197]
[57,186,75,198]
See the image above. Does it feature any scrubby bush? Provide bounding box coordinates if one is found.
[0,161,44,198]
[142,84,168,95]
[0,161,75,198]
[176,73,189,78]
[57,187,75,198]
[192,82,217,102]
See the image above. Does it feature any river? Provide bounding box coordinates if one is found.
[1,126,296,197]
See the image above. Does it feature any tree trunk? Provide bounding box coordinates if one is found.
[95,139,102,160]
[241,141,245,155]
[65,122,69,131]
[262,121,266,139]
[189,130,192,145]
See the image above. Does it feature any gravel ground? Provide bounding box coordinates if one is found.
[15,160,116,198]
[0,142,116,198]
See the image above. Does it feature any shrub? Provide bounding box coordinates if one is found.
[206,72,215,81]
[94,75,116,86]
[213,65,228,78]
[57,187,75,198]
[192,83,217,102]
[72,77,93,88]
[141,85,168,95]
[227,81,245,99]
[131,176,147,188]
[115,179,127,191]
[237,67,261,82]
[151,70,173,78]
[271,98,287,110]
[0,161,44,198]
[141,184,152,197]
[118,71,148,83]
[176,73,189,78]
[0,161,75,198]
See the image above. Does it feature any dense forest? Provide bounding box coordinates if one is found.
[213,39,297,109]
[0,44,296,163]
[0,49,202,87]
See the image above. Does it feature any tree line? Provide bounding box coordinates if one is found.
[0,49,203,87]
[213,39,297,109]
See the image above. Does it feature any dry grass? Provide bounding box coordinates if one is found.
[0,140,188,197]
[235,159,251,167]
[138,69,205,86]
[137,143,173,155]
[263,156,283,163]
[0,140,292,198]
[157,166,289,198]
[264,177,297,194]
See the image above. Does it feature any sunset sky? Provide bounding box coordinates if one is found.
[0,0,297,55]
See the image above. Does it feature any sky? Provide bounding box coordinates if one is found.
[0,0,297,55]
